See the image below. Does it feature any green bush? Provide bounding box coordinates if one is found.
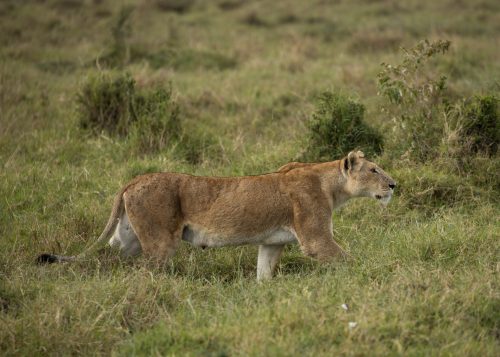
[378,39,498,164]
[77,72,180,153]
[302,91,383,161]
[459,94,499,156]
[128,88,181,154]
[175,129,223,165]
[440,94,500,193]
[78,72,136,136]
[77,71,224,160]
[377,39,451,161]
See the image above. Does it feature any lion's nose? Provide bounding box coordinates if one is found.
[389,183,396,190]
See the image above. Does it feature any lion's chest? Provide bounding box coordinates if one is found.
[182,225,297,248]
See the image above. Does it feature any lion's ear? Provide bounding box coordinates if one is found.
[346,151,362,172]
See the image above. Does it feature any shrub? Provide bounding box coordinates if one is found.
[302,91,383,161]
[78,72,136,136]
[77,72,223,160]
[175,130,222,165]
[78,72,181,154]
[441,94,499,173]
[128,87,181,154]
[378,38,498,171]
[458,94,499,156]
[377,39,451,161]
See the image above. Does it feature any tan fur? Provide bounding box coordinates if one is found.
[41,151,396,279]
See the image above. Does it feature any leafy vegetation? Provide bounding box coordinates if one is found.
[78,72,137,136]
[456,94,499,156]
[302,91,383,161]
[0,0,499,356]
[377,40,451,160]
[78,72,180,154]
[378,40,499,164]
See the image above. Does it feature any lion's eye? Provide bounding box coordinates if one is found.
[371,168,378,174]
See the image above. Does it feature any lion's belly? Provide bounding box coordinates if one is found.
[182,225,297,248]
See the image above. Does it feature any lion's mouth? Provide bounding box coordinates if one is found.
[375,192,392,206]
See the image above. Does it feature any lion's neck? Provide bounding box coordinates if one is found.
[317,161,352,210]
[331,186,353,210]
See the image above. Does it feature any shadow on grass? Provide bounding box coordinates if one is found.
[63,244,325,283]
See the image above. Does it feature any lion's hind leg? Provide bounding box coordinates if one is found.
[134,226,182,263]
[125,217,182,263]
[109,211,142,257]
[124,208,182,263]
[121,180,185,264]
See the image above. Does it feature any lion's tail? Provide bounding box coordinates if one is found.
[36,187,126,265]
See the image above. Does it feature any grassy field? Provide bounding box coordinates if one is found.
[1,0,499,355]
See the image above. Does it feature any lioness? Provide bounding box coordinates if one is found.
[37,150,396,280]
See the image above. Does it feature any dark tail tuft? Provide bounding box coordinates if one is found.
[36,253,59,264]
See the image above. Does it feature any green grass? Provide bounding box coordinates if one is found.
[1,0,499,355]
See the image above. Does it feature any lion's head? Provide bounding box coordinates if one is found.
[342,151,396,205]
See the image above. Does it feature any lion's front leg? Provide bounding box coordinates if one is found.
[257,244,284,281]
[292,202,348,263]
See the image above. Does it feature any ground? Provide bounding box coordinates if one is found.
[0,0,499,355]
